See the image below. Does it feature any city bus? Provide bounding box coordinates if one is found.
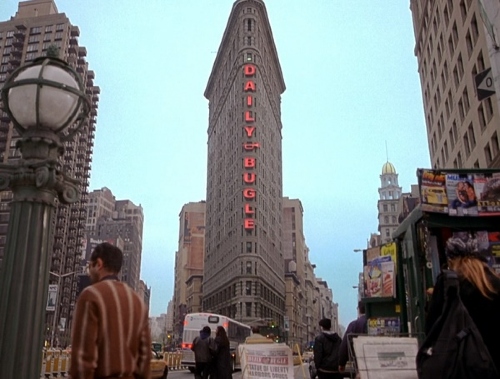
[180,312,251,372]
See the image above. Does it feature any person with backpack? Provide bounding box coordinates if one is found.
[422,235,500,377]
[191,326,216,379]
[313,318,342,379]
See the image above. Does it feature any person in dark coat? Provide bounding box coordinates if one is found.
[426,236,500,370]
[313,318,343,379]
[339,301,367,372]
[212,326,232,379]
[192,326,216,379]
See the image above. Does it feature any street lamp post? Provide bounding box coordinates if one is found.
[49,270,78,347]
[0,47,89,379]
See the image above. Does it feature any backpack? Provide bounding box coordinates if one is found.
[416,270,499,379]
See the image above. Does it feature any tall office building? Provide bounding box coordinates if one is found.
[410,0,500,168]
[0,0,99,347]
[172,201,206,342]
[203,0,286,325]
[90,198,144,291]
[85,186,116,234]
[378,162,402,244]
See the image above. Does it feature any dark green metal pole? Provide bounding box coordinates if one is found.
[0,141,80,379]
[0,187,57,378]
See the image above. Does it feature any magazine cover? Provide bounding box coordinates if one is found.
[419,169,448,213]
[381,260,395,297]
[367,317,401,336]
[474,172,500,216]
[364,256,392,298]
[489,231,500,274]
[446,173,478,216]
[365,246,381,264]
[380,242,397,271]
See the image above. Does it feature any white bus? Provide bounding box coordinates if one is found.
[180,312,251,372]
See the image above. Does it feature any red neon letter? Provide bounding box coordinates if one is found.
[245,111,254,122]
[244,126,255,137]
[244,64,256,76]
[243,188,256,199]
[245,204,255,215]
[243,173,256,183]
[244,157,256,168]
[247,95,253,107]
[244,219,255,229]
[244,80,256,92]
[243,142,260,151]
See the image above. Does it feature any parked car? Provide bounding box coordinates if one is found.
[150,350,168,379]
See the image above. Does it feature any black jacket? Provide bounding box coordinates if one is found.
[212,336,232,379]
[426,269,500,370]
[313,331,342,372]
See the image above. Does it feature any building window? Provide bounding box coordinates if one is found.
[492,132,499,157]
[246,53,252,62]
[485,143,493,165]
[45,25,53,33]
[465,30,473,57]
[478,103,487,131]
[30,26,41,34]
[245,302,252,317]
[246,261,252,274]
[246,281,252,296]
[485,97,494,121]
[468,123,476,148]
[56,23,65,31]
[463,133,470,156]
[246,242,252,253]
[383,204,388,212]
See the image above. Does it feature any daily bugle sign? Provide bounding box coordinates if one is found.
[243,63,258,230]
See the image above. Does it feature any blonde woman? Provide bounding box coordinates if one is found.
[425,235,500,369]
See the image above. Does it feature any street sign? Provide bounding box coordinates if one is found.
[284,316,289,331]
[474,67,495,101]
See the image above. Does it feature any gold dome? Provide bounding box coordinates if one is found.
[382,161,396,174]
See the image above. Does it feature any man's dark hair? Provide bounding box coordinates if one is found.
[319,318,331,330]
[90,242,123,273]
[358,301,366,314]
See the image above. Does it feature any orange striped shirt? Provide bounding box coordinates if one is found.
[70,277,151,379]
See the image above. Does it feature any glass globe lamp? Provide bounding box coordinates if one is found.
[1,54,89,138]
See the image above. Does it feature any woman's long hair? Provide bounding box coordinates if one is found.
[449,256,498,299]
[216,326,229,347]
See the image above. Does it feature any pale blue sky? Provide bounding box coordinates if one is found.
[1,1,431,326]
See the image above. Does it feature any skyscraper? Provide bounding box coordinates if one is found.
[410,0,500,168]
[172,201,206,341]
[203,0,286,324]
[86,190,144,292]
[0,0,99,347]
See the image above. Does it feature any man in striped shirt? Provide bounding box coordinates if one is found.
[70,242,151,379]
